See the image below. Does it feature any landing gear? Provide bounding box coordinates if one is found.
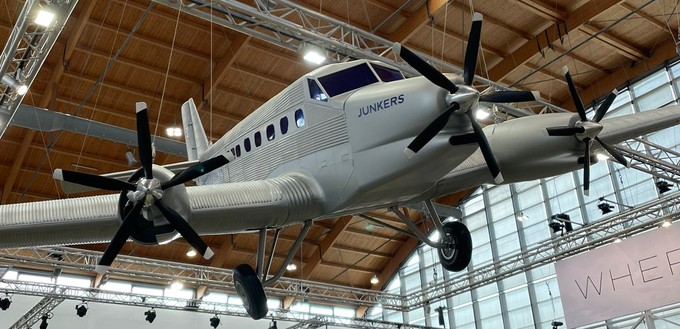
[438,221,472,272]
[234,264,268,320]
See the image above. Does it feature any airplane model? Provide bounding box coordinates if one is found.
[1,13,679,320]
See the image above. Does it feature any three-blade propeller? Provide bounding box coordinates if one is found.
[546,67,628,196]
[393,13,539,184]
[54,102,228,273]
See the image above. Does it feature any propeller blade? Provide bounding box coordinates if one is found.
[154,200,214,260]
[583,138,591,196]
[466,111,503,183]
[595,137,629,167]
[593,89,618,122]
[463,13,483,86]
[136,102,154,179]
[546,126,585,136]
[563,66,588,122]
[479,90,540,103]
[54,169,136,191]
[404,103,460,158]
[96,201,144,273]
[393,42,458,94]
[161,156,229,190]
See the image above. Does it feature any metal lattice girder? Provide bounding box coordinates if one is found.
[404,189,680,309]
[0,279,429,329]
[151,0,565,117]
[0,247,405,311]
[9,295,65,329]
[0,0,79,139]
[614,137,680,185]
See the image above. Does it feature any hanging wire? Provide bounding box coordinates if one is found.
[153,1,183,142]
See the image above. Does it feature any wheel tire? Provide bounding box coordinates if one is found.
[437,221,472,272]
[233,264,268,320]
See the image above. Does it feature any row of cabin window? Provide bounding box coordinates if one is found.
[230,109,306,158]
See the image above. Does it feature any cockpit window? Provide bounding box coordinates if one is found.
[318,62,379,97]
[371,64,404,82]
[308,79,328,102]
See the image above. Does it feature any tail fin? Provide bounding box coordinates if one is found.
[181,99,210,161]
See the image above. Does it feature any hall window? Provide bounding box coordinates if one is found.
[267,124,275,141]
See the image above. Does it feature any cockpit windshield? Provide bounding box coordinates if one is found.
[371,64,404,82]
[318,62,379,97]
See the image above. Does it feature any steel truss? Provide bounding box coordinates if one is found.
[151,0,564,117]
[9,295,64,329]
[0,0,78,139]
[615,137,680,184]
[403,189,680,309]
[0,279,430,329]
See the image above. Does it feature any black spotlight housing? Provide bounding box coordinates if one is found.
[268,320,278,329]
[0,294,11,310]
[598,201,613,215]
[76,302,88,317]
[656,180,673,194]
[210,314,220,328]
[144,308,157,323]
[39,313,51,329]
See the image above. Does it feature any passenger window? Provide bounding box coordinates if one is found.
[244,138,251,152]
[295,109,305,127]
[266,124,275,141]
[280,117,289,135]
[308,79,328,102]
[235,145,241,157]
[254,131,262,147]
[230,147,235,156]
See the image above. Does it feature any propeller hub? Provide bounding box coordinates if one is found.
[446,85,479,112]
[127,178,164,207]
[575,121,603,142]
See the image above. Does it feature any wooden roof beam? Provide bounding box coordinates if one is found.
[197,235,234,299]
[488,0,623,82]
[388,0,447,43]
[579,24,648,61]
[507,0,568,21]
[302,216,352,279]
[196,33,251,109]
[619,2,668,31]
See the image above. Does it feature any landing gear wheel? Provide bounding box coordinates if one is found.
[437,221,472,272]
[233,264,268,320]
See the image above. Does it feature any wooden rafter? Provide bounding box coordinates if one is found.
[507,0,568,21]
[488,0,623,82]
[579,24,648,61]
[302,216,353,279]
[620,2,667,31]
[196,235,234,299]
[388,0,447,43]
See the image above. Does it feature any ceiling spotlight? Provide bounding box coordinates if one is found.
[2,74,27,95]
[39,313,52,329]
[286,263,297,272]
[268,320,278,329]
[35,9,55,27]
[595,152,610,161]
[210,314,220,328]
[186,249,197,257]
[144,308,157,323]
[370,274,379,285]
[299,43,326,65]
[166,126,182,137]
[75,302,88,317]
[0,294,11,310]
[170,280,184,291]
[475,108,490,120]
[598,201,613,215]
[656,180,673,194]
[662,219,672,228]
[613,237,622,243]
[516,212,529,222]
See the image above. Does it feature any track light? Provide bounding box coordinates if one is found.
[656,180,673,194]
[597,201,613,215]
[39,313,52,329]
[210,314,220,328]
[0,294,11,310]
[144,308,156,323]
[370,274,379,285]
[299,43,326,65]
[268,320,278,329]
[75,302,88,317]
[2,74,27,95]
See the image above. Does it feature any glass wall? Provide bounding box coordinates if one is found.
[369,60,680,328]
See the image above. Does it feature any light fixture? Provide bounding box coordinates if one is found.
[125,149,137,166]
[595,152,610,161]
[144,308,156,323]
[597,201,613,215]
[35,10,55,27]
[39,313,52,329]
[299,43,326,65]
[186,249,197,258]
[166,126,182,137]
[0,293,11,310]
[210,314,220,328]
[434,306,446,326]
[2,74,28,95]
[75,302,88,317]
[548,213,580,236]
[286,263,297,272]
[475,108,490,120]
[268,320,278,329]
[662,219,672,228]
[552,321,564,329]
[370,274,379,285]
[170,280,184,290]
[613,237,622,243]
[516,212,529,222]
[656,180,673,194]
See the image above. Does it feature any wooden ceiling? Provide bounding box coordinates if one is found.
[0,0,678,302]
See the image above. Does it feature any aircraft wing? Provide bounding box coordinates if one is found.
[0,172,325,249]
[433,105,680,196]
